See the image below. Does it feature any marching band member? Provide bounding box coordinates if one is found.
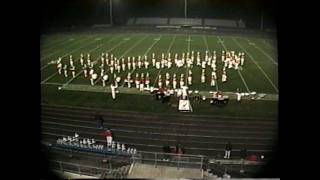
[145,72,150,90]
[100,65,104,77]
[83,64,88,77]
[70,65,75,78]
[202,59,206,69]
[87,55,91,66]
[122,58,126,71]
[135,73,140,89]
[140,73,145,91]
[90,73,97,86]
[101,56,104,66]
[158,75,162,88]
[117,142,121,151]
[115,75,121,87]
[197,52,201,66]
[156,59,160,69]
[57,59,62,75]
[236,91,242,102]
[182,52,185,65]
[126,72,132,88]
[210,74,216,87]
[128,57,131,70]
[138,56,142,69]
[221,50,225,62]
[80,54,84,66]
[179,74,185,88]
[110,81,117,100]
[132,57,136,70]
[69,55,73,66]
[165,77,170,87]
[177,88,182,99]
[241,52,245,66]
[122,144,126,151]
[117,63,121,73]
[181,85,188,100]
[201,69,205,83]
[222,72,227,83]
[173,76,177,89]
[188,73,192,86]
[102,74,108,87]
[152,53,156,67]
[110,65,114,74]
[63,64,68,77]
[144,57,149,69]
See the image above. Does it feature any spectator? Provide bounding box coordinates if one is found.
[95,113,104,129]
[240,145,247,160]
[224,142,232,159]
[100,128,113,147]
[163,145,171,161]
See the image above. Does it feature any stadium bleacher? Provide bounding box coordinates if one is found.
[135,17,168,25]
[169,18,202,26]
[126,17,246,29]
[204,18,237,28]
[126,18,136,25]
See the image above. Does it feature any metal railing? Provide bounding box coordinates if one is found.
[132,150,206,170]
[49,160,130,179]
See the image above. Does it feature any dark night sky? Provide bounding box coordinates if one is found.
[41,0,276,27]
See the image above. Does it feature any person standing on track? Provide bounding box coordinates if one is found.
[224,141,232,159]
[95,113,104,129]
[101,128,113,148]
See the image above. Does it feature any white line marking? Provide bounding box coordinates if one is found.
[217,36,251,93]
[152,35,176,87]
[41,35,76,52]
[203,35,218,91]
[40,35,93,62]
[41,82,63,86]
[262,39,277,51]
[233,38,278,93]
[245,39,278,66]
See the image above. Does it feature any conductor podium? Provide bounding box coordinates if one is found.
[178,99,193,112]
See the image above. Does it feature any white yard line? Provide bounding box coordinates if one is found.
[119,35,162,87]
[40,35,94,62]
[217,36,251,93]
[202,35,218,91]
[41,82,63,86]
[61,35,132,86]
[245,39,278,66]
[41,35,76,53]
[152,35,176,87]
[262,39,277,51]
[233,38,279,93]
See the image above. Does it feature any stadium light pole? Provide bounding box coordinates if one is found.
[109,0,113,25]
[260,9,264,31]
[184,0,188,19]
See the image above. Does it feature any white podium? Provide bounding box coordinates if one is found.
[178,100,193,112]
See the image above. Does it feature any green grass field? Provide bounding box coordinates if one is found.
[41,32,278,118]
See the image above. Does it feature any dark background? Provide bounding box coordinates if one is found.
[41,0,276,29]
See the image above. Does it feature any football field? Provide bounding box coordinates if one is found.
[41,31,278,118]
